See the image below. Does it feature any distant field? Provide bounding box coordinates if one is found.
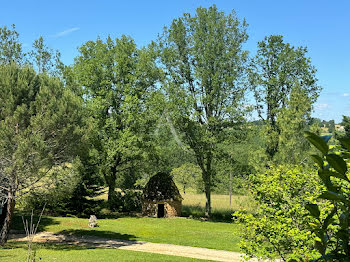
[182,193,255,213]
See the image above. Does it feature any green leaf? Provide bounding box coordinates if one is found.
[311,154,324,168]
[326,154,347,175]
[322,208,336,230]
[328,170,349,182]
[306,203,320,218]
[342,152,350,159]
[304,131,329,155]
[319,191,346,202]
[319,169,349,182]
[318,170,331,181]
[339,137,350,151]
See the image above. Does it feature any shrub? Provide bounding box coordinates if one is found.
[109,190,142,213]
[122,190,142,212]
[304,132,350,260]
[234,165,324,261]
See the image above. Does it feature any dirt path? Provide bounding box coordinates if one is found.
[10,232,250,262]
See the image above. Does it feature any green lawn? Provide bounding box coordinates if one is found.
[11,216,241,252]
[1,242,212,262]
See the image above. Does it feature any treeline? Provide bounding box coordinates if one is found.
[1,5,348,249]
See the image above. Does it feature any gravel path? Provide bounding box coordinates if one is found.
[10,232,248,262]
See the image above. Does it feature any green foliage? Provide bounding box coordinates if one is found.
[107,190,143,213]
[341,116,350,138]
[122,190,142,212]
[29,36,61,75]
[19,161,81,212]
[0,24,23,64]
[304,132,350,260]
[72,35,160,206]
[159,4,249,216]
[250,35,321,161]
[171,163,202,194]
[0,63,84,244]
[0,64,84,190]
[276,86,313,164]
[235,165,323,261]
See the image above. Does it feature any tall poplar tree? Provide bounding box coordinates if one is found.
[158,5,248,216]
[249,35,320,161]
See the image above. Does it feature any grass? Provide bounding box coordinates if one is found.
[181,193,256,220]
[1,242,212,262]
[11,216,242,252]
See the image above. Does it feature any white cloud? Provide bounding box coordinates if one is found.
[343,93,349,97]
[315,103,330,110]
[52,27,80,38]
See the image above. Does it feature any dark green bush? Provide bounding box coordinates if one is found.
[109,190,142,213]
[122,190,142,212]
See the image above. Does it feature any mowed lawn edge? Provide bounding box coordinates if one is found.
[11,216,242,252]
[1,242,214,262]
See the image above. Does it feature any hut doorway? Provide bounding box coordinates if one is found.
[157,204,165,218]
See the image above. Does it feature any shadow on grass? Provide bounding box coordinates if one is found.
[181,205,237,223]
[2,241,100,251]
[4,229,140,254]
[10,215,59,233]
[56,229,138,241]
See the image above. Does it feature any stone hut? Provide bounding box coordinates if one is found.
[142,172,183,218]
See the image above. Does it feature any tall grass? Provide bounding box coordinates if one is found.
[181,193,256,221]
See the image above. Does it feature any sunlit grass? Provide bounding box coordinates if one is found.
[11,216,242,252]
[182,193,255,212]
[1,242,211,262]
[180,193,256,221]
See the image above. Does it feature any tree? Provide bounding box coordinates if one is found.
[249,35,320,161]
[276,85,313,164]
[0,63,84,245]
[0,24,23,64]
[341,116,350,138]
[72,36,160,208]
[29,36,60,75]
[327,119,335,133]
[171,163,202,194]
[158,5,248,216]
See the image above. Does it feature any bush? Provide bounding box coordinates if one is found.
[234,165,324,261]
[109,190,142,213]
[122,190,142,212]
[304,132,350,260]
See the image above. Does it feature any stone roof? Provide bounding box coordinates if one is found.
[143,172,183,202]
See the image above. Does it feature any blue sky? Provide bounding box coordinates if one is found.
[1,0,349,122]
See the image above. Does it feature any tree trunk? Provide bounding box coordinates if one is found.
[229,172,232,208]
[204,181,211,218]
[196,151,212,218]
[0,201,7,228]
[0,191,15,246]
[107,173,117,209]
